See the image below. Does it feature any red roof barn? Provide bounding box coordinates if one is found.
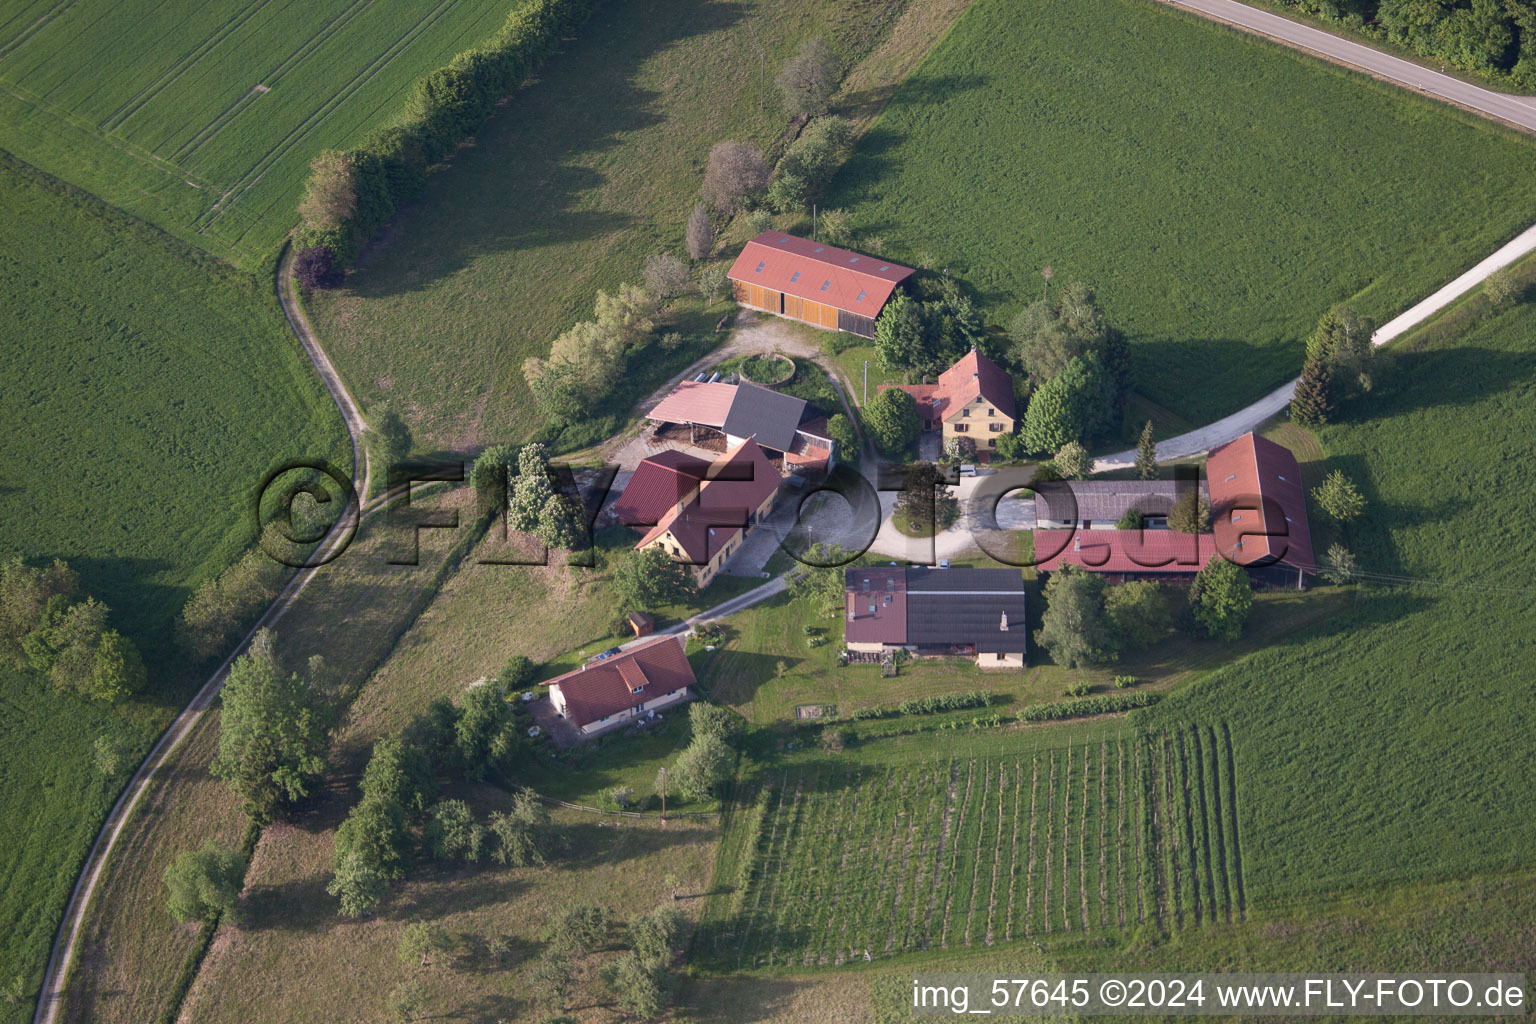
[726,232,915,338]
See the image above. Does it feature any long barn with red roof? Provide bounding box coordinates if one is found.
[726,232,916,338]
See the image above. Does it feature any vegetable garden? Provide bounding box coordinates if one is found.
[697,725,1243,970]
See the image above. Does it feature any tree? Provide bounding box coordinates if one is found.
[366,403,412,481]
[211,634,329,822]
[530,952,575,1013]
[536,492,586,552]
[293,245,342,289]
[786,542,850,614]
[548,903,609,955]
[489,789,553,867]
[643,253,690,300]
[825,413,856,455]
[1008,279,1120,382]
[470,443,517,507]
[1115,506,1144,531]
[334,794,411,879]
[696,261,728,304]
[627,904,683,964]
[1289,352,1336,426]
[0,556,77,667]
[360,733,437,815]
[455,684,517,781]
[297,150,357,231]
[594,283,657,351]
[1309,305,1374,395]
[817,207,852,245]
[688,701,744,747]
[686,202,715,260]
[702,141,769,212]
[92,734,124,778]
[178,549,286,661]
[1104,581,1169,653]
[1033,565,1119,668]
[1020,352,1115,453]
[873,293,928,372]
[766,173,810,214]
[1168,488,1211,535]
[426,798,487,861]
[746,208,776,235]
[1313,469,1366,522]
[611,546,694,613]
[329,850,388,917]
[497,653,537,692]
[894,461,957,533]
[163,840,247,924]
[1484,265,1521,306]
[605,953,668,1019]
[1189,557,1252,640]
[669,733,734,801]
[386,981,427,1023]
[1321,543,1359,585]
[1053,441,1091,480]
[1135,420,1157,480]
[86,629,146,702]
[863,387,920,456]
[775,35,839,116]
[509,443,558,533]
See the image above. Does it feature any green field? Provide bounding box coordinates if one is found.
[821,0,1536,426]
[1138,297,1536,903]
[0,157,347,1020]
[696,727,1239,970]
[304,0,923,450]
[0,0,512,262]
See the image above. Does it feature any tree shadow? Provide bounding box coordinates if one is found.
[342,0,752,295]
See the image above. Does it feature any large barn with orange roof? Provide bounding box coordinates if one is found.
[726,232,916,338]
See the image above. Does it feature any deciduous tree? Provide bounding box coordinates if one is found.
[1313,469,1366,522]
[669,733,734,801]
[775,36,839,116]
[686,203,715,260]
[163,840,247,924]
[1321,543,1359,585]
[1053,441,1091,480]
[702,141,769,212]
[643,253,689,301]
[1034,565,1119,668]
[1168,488,1211,535]
[488,788,554,867]
[863,386,920,456]
[612,545,695,612]
[1104,580,1169,652]
[1188,557,1252,641]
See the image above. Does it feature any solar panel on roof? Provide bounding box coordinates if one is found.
[820,280,830,291]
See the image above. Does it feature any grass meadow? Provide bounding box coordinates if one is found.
[0,0,514,262]
[1138,297,1536,903]
[0,157,346,1022]
[304,0,934,451]
[820,0,1536,426]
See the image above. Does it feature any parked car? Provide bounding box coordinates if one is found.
[594,646,622,661]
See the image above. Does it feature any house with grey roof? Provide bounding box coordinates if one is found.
[844,566,1027,669]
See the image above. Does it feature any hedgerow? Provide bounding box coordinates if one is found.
[296,0,597,266]
[1019,692,1160,722]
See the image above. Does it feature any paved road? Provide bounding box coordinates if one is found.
[1164,0,1536,132]
[31,246,377,1024]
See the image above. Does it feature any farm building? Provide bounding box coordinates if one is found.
[844,566,1027,669]
[628,437,783,587]
[645,379,834,470]
[547,635,696,739]
[880,348,1017,453]
[726,232,916,338]
[1033,432,1313,587]
[1033,478,1210,530]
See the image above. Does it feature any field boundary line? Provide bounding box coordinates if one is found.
[0,0,78,62]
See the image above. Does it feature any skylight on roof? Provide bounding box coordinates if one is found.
[813,246,824,253]
[820,280,830,291]
[849,256,860,263]
[778,237,790,242]
[790,271,800,282]
[856,290,866,302]
[754,261,766,273]
[1278,474,1287,481]
[1225,474,1236,482]
[878,265,890,271]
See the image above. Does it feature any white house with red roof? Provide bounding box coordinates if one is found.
[547,634,697,739]
[726,232,916,338]
[880,348,1019,453]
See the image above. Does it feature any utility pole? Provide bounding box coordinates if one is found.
[658,767,667,826]
[813,204,817,241]
[863,359,868,406]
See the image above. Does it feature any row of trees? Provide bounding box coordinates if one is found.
[526,901,684,1020]
[1280,0,1536,85]
[0,558,146,702]
[1034,560,1253,669]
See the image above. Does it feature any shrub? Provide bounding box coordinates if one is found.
[896,691,990,715]
[1484,265,1521,307]
[293,245,342,289]
[1019,691,1160,722]
[1113,674,1138,689]
[1065,681,1093,697]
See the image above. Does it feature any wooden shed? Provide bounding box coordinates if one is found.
[627,611,655,637]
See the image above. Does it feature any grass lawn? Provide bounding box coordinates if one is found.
[1137,297,1536,903]
[304,0,931,451]
[821,0,1536,426]
[0,156,347,1022]
[0,0,514,263]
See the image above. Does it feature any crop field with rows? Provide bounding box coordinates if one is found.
[0,0,509,260]
[697,726,1243,970]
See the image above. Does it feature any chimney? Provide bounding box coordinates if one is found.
[1073,537,1081,552]
[999,610,1009,632]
